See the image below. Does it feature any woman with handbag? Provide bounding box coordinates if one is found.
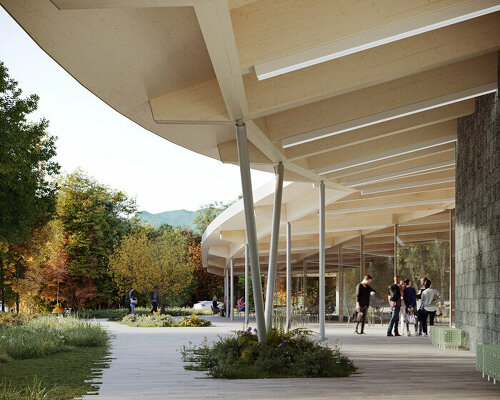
[403,279,417,336]
[129,289,138,314]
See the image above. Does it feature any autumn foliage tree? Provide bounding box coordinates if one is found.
[109,226,195,313]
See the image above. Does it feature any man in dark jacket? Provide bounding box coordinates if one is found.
[355,275,376,334]
[149,287,159,315]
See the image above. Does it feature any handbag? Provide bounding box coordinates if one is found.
[404,313,417,325]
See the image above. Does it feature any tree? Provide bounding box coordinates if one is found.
[192,201,233,234]
[57,170,136,309]
[109,227,195,313]
[188,242,224,305]
[0,61,60,310]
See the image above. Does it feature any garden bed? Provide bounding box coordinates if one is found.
[181,328,355,379]
[120,313,211,327]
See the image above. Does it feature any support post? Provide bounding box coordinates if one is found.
[449,209,455,327]
[230,258,234,321]
[244,244,249,328]
[394,224,398,276]
[235,119,266,342]
[360,235,365,281]
[302,260,307,309]
[224,268,228,318]
[265,162,285,332]
[319,181,326,339]
[286,222,292,331]
[337,244,344,321]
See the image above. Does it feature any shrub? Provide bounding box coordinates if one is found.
[121,314,175,327]
[0,313,37,327]
[0,316,109,360]
[176,314,211,327]
[181,328,356,379]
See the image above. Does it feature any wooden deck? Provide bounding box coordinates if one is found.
[84,317,499,399]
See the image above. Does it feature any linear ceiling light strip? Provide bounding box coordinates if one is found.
[281,83,497,148]
[255,1,500,80]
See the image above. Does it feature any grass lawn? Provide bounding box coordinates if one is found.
[0,345,111,399]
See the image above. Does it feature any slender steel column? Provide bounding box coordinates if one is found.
[393,224,398,276]
[302,260,307,309]
[319,181,326,339]
[337,244,344,321]
[449,209,455,327]
[360,235,365,281]
[286,222,292,331]
[295,275,300,306]
[230,258,234,321]
[244,244,249,328]
[224,268,229,319]
[264,162,285,332]
[235,119,266,342]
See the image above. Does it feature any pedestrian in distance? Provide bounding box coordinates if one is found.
[212,296,220,314]
[149,287,159,316]
[403,279,417,336]
[355,275,376,334]
[416,277,428,336]
[237,297,245,312]
[420,279,441,334]
[129,289,138,314]
[387,276,403,337]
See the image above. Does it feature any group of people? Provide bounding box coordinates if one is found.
[211,296,245,317]
[355,275,441,336]
[126,287,159,316]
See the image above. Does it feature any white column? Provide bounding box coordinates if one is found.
[235,119,266,342]
[244,244,249,328]
[319,181,326,339]
[302,260,307,309]
[224,268,229,318]
[286,222,292,331]
[230,258,234,321]
[360,235,365,282]
[264,162,285,333]
[337,244,344,321]
[394,224,398,276]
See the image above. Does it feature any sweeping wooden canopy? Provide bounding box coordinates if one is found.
[2,0,497,274]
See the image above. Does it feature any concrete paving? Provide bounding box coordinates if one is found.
[84,316,499,399]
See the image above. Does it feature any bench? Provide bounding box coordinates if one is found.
[429,325,462,349]
[476,344,500,384]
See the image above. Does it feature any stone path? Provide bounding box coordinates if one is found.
[84,317,499,399]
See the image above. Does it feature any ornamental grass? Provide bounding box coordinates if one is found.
[0,316,109,361]
[181,328,356,379]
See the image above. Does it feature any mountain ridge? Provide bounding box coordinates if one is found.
[137,209,196,229]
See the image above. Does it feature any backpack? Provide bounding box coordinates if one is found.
[388,284,400,302]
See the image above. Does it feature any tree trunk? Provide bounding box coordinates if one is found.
[0,256,4,312]
[15,262,20,313]
[160,294,165,314]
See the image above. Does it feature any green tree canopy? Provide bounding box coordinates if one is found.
[193,201,233,234]
[58,170,136,309]
[0,61,60,244]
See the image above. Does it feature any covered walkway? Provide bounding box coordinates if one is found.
[85,319,498,399]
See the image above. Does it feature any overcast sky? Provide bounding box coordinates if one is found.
[0,8,272,213]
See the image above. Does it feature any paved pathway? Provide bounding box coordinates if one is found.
[84,317,499,399]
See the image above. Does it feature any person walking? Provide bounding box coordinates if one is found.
[149,287,159,316]
[403,279,417,336]
[387,276,403,337]
[355,275,376,334]
[421,279,441,334]
[129,289,137,314]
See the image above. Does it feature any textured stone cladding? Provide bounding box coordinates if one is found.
[455,91,500,351]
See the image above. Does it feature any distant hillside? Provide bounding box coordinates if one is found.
[137,209,196,230]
